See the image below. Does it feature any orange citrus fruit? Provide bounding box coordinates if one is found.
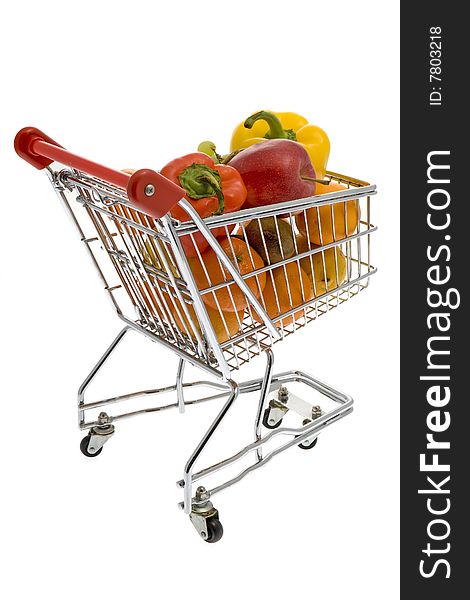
[190,237,266,312]
[255,262,313,327]
[296,183,359,245]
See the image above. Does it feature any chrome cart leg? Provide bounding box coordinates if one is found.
[77,326,130,456]
[176,370,353,533]
[176,359,186,414]
[182,379,239,542]
[253,349,274,462]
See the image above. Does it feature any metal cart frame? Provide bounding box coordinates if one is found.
[15,127,377,542]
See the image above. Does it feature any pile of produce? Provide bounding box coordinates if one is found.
[140,110,358,342]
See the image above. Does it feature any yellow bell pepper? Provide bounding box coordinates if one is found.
[230,110,330,178]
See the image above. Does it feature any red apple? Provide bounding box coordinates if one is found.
[229,139,316,209]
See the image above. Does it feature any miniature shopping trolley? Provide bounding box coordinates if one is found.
[15,127,377,542]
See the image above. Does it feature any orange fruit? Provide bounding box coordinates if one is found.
[296,234,347,296]
[295,232,311,263]
[190,237,266,312]
[136,279,243,344]
[165,297,244,344]
[255,262,314,328]
[296,183,359,245]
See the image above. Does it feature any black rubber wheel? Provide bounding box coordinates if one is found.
[298,436,318,450]
[262,407,282,430]
[80,434,103,457]
[205,517,224,543]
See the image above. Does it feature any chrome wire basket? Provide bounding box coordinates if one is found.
[15,127,377,542]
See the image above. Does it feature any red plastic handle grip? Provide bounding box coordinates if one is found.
[14,127,184,219]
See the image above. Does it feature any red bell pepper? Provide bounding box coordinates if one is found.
[161,152,247,256]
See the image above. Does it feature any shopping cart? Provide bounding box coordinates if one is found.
[15,127,377,542]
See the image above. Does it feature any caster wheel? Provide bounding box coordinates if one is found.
[80,434,103,457]
[298,436,318,450]
[263,408,282,430]
[204,517,224,543]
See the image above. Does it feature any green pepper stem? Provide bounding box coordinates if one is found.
[202,175,224,214]
[221,148,245,164]
[243,110,297,141]
[178,163,225,215]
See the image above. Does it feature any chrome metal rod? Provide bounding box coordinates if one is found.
[178,399,353,488]
[80,379,231,411]
[210,406,354,494]
[81,369,350,429]
[175,181,377,232]
[176,359,186,414]
[254,349,274,461]
[177,404,354,506]
[183,380,239,513]
[237,368,351,404]
[77,326,131,428]
[81,390,234,429]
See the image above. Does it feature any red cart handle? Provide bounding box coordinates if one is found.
[14,127,185,219]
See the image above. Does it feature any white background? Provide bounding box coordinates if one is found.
[1,1,399,598]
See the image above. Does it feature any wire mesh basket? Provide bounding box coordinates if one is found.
[52,166,376,377]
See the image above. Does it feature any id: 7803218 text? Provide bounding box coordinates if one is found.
[429,26,442,106]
